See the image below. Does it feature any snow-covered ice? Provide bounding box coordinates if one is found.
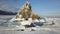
[0,15,60,34]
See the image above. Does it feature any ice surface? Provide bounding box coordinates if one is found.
[0,15,60,34]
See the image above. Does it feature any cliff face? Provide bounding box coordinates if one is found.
[16,2,40,20]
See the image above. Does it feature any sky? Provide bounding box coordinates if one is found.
[0,0,60,17]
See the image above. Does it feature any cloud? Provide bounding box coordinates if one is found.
[0,1,17,12]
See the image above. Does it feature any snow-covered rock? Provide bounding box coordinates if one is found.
[33,19,40,22]
[15,18,24,21]
[21,20,31,25]
[39,19,46,23]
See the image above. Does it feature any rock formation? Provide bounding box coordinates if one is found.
[15,1,40,20]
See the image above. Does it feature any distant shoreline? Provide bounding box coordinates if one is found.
[0,15,13,16]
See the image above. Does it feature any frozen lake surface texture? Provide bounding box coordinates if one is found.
[0,15,60,34]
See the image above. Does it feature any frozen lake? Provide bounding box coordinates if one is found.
[0,15,60,34]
